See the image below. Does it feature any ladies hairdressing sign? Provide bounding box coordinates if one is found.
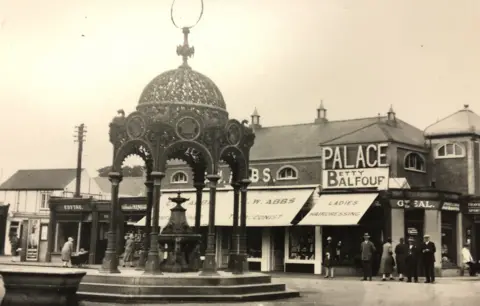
[321,143,389,190]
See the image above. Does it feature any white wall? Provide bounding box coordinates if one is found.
[63,169,104,199]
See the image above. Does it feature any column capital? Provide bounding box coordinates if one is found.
[108,172,122,185]
[231,182,241,190]
[151,172,165,185]
[206,174,221,182]
[194,181,206,189]
[144,180,153,188]
[240,179,251,190]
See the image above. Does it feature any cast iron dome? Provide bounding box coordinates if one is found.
[137,67,227,112]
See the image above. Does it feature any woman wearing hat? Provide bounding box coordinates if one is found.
[324,236,335,278]
[379,238,395,281]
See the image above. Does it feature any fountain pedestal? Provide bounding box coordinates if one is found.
[158,193,201,273]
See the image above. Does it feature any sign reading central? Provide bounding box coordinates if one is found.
[322,144,389,190]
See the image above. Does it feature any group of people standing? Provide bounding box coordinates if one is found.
[324,233,439,283]
[362,233,437,283]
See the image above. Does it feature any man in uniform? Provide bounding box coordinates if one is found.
[420,234,436,283]
[405,236,419,283]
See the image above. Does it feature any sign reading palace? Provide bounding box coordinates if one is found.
[321,144,389,190]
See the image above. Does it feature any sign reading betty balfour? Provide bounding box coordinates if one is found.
[321,144,389,190]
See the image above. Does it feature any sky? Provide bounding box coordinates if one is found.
[0,0,480,182]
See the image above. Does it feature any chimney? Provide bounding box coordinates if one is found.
[315,100,328,123]
[250,108,261,130]
[387,105,396,125]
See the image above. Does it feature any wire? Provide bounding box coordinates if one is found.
[171,0,204,29]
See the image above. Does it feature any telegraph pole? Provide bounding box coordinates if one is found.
[73,124,87,198]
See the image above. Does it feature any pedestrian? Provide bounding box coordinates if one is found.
[122,233,135,268]
[324,236,335,278]
[405,236,419,283]
[461,243,475,276]
[9,234,19,262]
[394,237,407,281]
[335,240,343,264]
[379,237,395,281]
[420,234,436,283]
[61,237,74,267]
[360,233,376,281]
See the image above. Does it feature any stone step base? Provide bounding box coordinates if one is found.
[77,290,300,303]
[80,282,285,295]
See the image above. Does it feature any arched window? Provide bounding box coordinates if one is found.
[435,143,465,159]
[276,166,298,180]
[404,152,426,172]
[171,171,188,184]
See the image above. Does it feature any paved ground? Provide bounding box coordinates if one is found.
[0,261,479,305]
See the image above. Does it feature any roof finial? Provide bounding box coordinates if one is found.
[388,104,395,113]
[319,99,325,110]
[464,104,469,109]
[171,0,204,68]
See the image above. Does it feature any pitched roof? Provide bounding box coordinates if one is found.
[251,116,425,160]
[424,105,480,137]
[94,177,144,197]
[320,118,425,147]
[0,168,79,190]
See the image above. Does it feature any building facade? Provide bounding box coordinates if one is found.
[0,168,103,260]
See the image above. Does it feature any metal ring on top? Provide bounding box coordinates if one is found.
[171,0,204,29]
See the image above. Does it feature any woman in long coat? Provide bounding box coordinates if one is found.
[122,234,135,268]
[61,237,74,267]
[394,238,407,281]
[379,237,395,281]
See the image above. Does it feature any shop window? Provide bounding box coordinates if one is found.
[247,227,262,258]
[277,166,298,181]
[40,192,51,210]
[435,143,465,159]
[55,222,78,252]
[441,212,458,268]
[170,171,188,184]
[404,152,426,172]
[289,226,315,260]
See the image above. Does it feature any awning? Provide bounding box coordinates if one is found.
[216,189,314,227]
[135,191,232,227]
[135,188,314,227]
[297,193,378,226]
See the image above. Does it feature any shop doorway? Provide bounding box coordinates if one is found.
[271,227,285,271]
[79,223,92,252]
[404,209,425,276]
[219,227,232,269]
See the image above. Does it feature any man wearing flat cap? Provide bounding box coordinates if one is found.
[360,233,376,281]
[420,234,436,283]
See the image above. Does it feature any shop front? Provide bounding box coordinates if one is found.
[46,197,111,264]
[388,189,463,276]
[135,186,317,272]
[463,199,480,261]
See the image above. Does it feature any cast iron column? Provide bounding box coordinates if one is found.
[99,172,122,274]
[45,203,56,262]
[144,171,164,275]
[228,182,241,272]
[194,181,205,232]
[136,180,153,270]
[200,174,221,276]
[237,178,251,274]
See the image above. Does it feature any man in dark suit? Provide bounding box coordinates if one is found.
[360,233,376,281]
[420,234,436,283]
[405,236,419,283]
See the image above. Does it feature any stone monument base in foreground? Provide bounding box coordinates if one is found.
[0,266,86,306]
[78,270,299,303]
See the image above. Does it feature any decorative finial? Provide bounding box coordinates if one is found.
[319,100,325,110]
[464,104,469,109]
[388,104,395,113]
[171,0,204,68]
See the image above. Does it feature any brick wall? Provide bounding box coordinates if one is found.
[430,140,469,194]
[395,147,430,188]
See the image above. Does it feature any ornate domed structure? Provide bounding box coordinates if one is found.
[105,19,255,277]
[138,67,227,111]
